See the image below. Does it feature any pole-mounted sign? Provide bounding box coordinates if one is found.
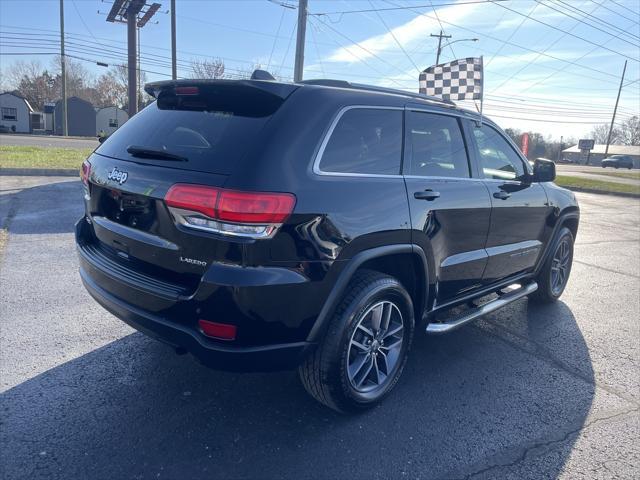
[578,139,595,165]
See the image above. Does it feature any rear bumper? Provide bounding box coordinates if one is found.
[75,217,320,372]
[80,267,313,372]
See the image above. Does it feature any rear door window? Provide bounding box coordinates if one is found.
[318,108,402,175]
[405,111,470,178]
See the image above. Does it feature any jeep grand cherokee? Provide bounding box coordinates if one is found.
[76,73,579,412]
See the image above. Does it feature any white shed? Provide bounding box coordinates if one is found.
[0,92,34,133]
[96,106,129,136]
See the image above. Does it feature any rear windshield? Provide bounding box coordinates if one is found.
[96,85,283,174]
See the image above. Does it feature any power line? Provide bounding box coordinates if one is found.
[0,25,390,79]
[490,0,639,62]
[308,21,326,78]
[488,0,604,93]
[0,29,293,77]
[589,0,640,25]
[70,0,102,45]
[310,15,411,88]
[485,2,539,67]
[427,1,456,61]
[379,2,627,81]
[0,36,264,80]
[610,0,640,17]
[267,4,287,70]
[482,113,624,124]
[367,0,421,73]
[309,0,506,17]
[276,17,297,80]
[552,0,639,41]
[537,0,639,47]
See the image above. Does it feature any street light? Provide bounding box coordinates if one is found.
[436,37,479,65]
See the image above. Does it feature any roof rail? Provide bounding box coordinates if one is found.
[299,79,454,105]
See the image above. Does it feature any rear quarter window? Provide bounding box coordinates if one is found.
[318,108,403,175]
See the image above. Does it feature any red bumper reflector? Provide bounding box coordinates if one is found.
[198,319,237,341]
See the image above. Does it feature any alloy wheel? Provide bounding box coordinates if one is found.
[346,301,404,393]
[551,238,571,295]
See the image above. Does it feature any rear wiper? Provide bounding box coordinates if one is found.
[126,145,187,162]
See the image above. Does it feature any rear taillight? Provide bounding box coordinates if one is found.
[80,159,91,186]
[164,184,296,239]
[80,160,91,197]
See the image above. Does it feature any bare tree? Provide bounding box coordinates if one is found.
[2,57,99,110]
[190,58,225,79]
[590,123,620,144]
[94,69,127,109]
[2,60,56,110]
[617,116,640,146]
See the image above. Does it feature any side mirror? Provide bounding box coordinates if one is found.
[98,135,108,144]
[532,158,556,182]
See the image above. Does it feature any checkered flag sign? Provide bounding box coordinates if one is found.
[419,57,483,101]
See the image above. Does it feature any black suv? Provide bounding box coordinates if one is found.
[76,75,579,412]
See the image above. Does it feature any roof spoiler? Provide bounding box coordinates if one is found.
[144,78,297,100]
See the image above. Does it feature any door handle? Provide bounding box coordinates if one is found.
[414,189,441,201]
[493,191,511,200]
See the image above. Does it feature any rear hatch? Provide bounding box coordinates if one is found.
[79,80,298,301]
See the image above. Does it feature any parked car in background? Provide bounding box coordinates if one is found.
[602,155,634,169]
[76,73,580,412]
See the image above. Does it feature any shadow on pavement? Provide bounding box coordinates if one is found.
[1,300,594,480]
[0,180,82,235]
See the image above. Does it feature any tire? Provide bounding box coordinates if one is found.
[531,227,574,303]
[299,270,415,413]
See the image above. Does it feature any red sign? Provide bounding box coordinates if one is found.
[521,133,530,157]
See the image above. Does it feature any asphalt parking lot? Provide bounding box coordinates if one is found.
[1,176,638,480]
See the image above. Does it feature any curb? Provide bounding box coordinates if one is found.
[0,168,78,177]
[562,186,640,199]
[0,133,98,141]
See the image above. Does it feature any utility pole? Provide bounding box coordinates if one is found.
[604,60,627,158]
[137,25,141,104]
[127,8,137,116]
[106,1,161,117]
[171,0,177,80]
[293,0,308,82]
[430,30,451,66]
[558,135,563,162]
[59,0,68,136]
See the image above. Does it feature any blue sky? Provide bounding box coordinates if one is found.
[1,0,639,139]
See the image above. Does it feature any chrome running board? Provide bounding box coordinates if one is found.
[426,281,538,335]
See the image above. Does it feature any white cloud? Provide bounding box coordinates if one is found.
[491,8,567,31]
[323,1,482,64]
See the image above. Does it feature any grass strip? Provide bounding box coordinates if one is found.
[0,145,93,170]
[591,170,640,181]
[555,175,640,196]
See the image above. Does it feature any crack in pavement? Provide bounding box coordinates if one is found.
[478,319,639,407]
[457,406,640,480]
[573,259,640,279]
